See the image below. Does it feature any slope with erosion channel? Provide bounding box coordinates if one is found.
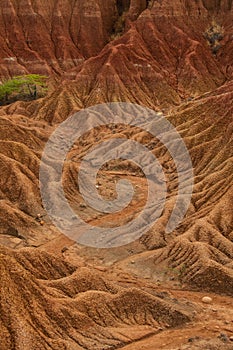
[0,245,195,350]
[0,0,232,349]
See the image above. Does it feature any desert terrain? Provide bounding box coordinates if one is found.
[0,1,233,349]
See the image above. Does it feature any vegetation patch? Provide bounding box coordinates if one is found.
[204,20,224,55]
[0,74,48,105]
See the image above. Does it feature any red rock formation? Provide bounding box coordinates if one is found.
[0,2,233,348]
[0,0,232,84]
[0,0,118,76]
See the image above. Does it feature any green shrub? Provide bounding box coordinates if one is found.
[0,74,48,105]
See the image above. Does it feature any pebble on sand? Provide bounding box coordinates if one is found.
[202,296,213,304]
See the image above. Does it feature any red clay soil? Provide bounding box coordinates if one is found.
[0,1,233,349]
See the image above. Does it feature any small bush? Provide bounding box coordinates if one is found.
[110,12,127,40]
[204,20,224,55]
[0,74,48,105]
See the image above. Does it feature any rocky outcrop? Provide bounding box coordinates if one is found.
[0,0,118,76]
[0,0,232,82]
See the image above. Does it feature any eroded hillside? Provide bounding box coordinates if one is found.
[0,1,233,349]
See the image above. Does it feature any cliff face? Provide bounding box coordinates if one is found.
[0,0,118,75]
[0,0,232,82]
[0,0,231,122]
